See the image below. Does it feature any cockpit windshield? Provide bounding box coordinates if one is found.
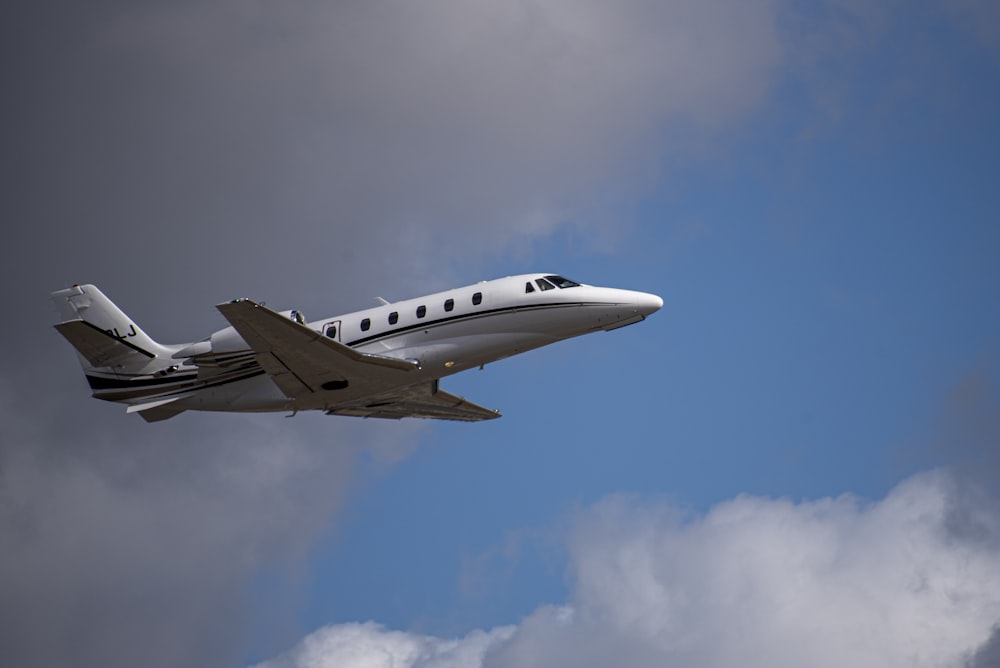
[544,275,581,288]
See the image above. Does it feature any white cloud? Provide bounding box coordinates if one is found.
[260,470,1000,668]
[253,622,515,668]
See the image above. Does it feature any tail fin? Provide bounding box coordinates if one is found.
[51,284,171,372]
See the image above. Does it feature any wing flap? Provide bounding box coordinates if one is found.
[326,382,501,422]
[254,351,312,397]
[215,299,417,400]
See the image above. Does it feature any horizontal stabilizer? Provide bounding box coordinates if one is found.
[126,395,188,423]
[54,319,154,368]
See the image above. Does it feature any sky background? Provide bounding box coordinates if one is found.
[2,1,1000,667]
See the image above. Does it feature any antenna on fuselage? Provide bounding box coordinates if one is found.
[375,297,390,306]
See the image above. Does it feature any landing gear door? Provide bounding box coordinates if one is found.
[322,320,341,342]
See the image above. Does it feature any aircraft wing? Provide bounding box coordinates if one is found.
[326,381,501,421]
[215,299,418,400]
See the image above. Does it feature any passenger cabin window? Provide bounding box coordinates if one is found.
[416,305,427,318]
[525,282,535,293]
[444,298,455,312]
[360,318,371,331]
[388,311,398,325]
[325,325,337,338]
[535,278,555,291]
[472,292,482,305]
[545,275,581,288]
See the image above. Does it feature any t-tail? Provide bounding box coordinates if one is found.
[51,283,173,369]
[51,285,190,421]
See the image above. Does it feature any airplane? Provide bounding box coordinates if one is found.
[52,274,662,423]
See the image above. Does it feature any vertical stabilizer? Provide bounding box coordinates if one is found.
[51,284,171,371]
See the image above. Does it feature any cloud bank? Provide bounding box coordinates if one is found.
[259,470,1000,668]
[6,0,783,310]
[0,377,423,668]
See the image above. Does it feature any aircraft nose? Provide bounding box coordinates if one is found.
[634,291,663,317]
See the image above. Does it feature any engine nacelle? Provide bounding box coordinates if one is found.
[209,307,306,354]
[277,309,306,325]
[173,306,306,361]
[209,326,248,354]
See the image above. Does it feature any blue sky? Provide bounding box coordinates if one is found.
[288,9,1000,649]
[3,2,999,667]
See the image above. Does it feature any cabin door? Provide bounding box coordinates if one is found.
[322,320,342,342]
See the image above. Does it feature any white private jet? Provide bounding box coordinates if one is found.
[52,274,662,422]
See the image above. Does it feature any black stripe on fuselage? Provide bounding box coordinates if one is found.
[189,350,257,366]
[87,367,266,402]
[87,372,199,390]
[343,300,618,347]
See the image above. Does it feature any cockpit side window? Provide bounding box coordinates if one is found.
[535,278,555,291]
[545,275,581,288]
[525,282,535,293]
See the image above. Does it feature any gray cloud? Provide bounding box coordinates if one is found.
[0,373,425,667]
[260,470,1000,668]
[968,626,1000,668]
[930,370,1000,553]
[5,0,784,312]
